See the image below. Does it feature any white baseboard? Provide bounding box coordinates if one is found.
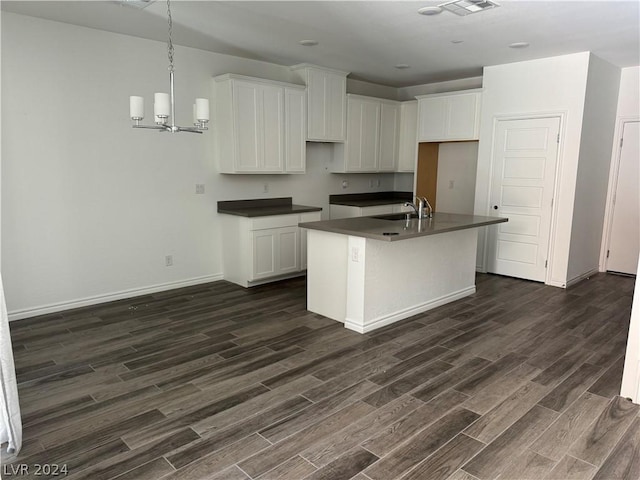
[566,268,600,288]
[8,274,224,322]
[345,285,476,334]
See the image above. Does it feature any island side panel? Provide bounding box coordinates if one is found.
[306,229,349,323]
[346,228,478,333]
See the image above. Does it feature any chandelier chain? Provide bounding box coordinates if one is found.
[167,0,174,72]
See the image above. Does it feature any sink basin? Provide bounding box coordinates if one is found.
[371,213,418,221]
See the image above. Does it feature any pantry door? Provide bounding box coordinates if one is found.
[607,121,639,275]
[486,116,560,282]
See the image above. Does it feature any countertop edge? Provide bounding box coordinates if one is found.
[218,205,322,217]
[299,216,507,241]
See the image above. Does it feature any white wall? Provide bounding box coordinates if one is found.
[436,142,478,215]
[474,52,591,285]
[1,12,400,319]
[608,66,640,402]
[566,55,620,284]
[398,76,483,101]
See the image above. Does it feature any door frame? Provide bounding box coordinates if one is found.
[481,112,565,285]
[600,116,640,272]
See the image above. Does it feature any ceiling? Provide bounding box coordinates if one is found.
[3,1,639,87]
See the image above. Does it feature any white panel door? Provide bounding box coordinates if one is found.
[607,121,640,275]
[487,117,560,282]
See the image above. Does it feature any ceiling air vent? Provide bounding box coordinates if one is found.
[439,0,500,16]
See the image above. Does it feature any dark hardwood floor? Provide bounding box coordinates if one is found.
[3,272,638,480]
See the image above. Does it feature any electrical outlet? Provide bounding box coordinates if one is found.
[195,184,205,194]
[351,247,359,262]
[263,183,269,193]
[165,255,173,267]
[342,180,349,189]
[369,180,374,188]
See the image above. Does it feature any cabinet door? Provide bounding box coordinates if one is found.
[397,101,418,172]
[346,97,380,172]
[446,92,481,140]
[284,88,306,173]
[360,205,394,216]
[418,96,447,142]
[233,81,262,171]
[379,102,400,172]
[261,84,285,172]
[252,228,277,280]
[277,226,300,274]
[326,72,347,142]
[300,212,321,270]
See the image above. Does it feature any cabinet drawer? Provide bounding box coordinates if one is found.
[249,214,300,230]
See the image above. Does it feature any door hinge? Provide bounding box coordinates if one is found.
[551,198,554,208]
[620,137,624,148]
[557,133,560,143]
[607,250,610,258]
[545,260,548,268]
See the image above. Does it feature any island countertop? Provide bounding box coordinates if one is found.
[299,212,507,241]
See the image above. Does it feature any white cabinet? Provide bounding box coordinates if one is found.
[252,226,299,280]
[329,203,411,219]
[221,211,321,287]
[417,89,482,142]
[332,95,400,173]
[213,74,306,174]
[291,64,349,142]
[397,101,418,172]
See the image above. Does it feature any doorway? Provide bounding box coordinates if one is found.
[606,121,639,275]
[486,116,561,282]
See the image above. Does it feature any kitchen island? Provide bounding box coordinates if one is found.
[299,212,507,333]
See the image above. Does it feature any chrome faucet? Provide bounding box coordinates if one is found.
[418,196,434,218]
[404,196,433,220]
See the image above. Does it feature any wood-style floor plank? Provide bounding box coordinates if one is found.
[5,273,635,480]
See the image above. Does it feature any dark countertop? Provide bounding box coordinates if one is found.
[329,191,413,207]
[299,212,508,242]
[218,197,322,217]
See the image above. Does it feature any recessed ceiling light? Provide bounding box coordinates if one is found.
[418,6,443,16]
[117,0,155,9]
[299,40,319,47]
[439,0,500,16]
[509,42,530,49]
[395,64,411,69]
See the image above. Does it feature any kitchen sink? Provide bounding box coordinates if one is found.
[371,213,418,221]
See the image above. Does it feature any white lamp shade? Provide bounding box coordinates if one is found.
[195,98,210,121]
[154,93,170,117]
[130,96,144,119]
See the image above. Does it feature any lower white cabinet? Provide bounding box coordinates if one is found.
[221,212,321,287]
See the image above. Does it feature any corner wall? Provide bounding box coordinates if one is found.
[474,53,590,284]
[566,55,620,284]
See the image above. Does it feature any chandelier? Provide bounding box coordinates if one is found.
[128,0,209,133]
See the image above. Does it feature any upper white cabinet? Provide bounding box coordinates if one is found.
[213,74,306,174]
[417,89,482,142]
[332,94,400,173]
[397,100,418,172]
[291,64,349,142]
